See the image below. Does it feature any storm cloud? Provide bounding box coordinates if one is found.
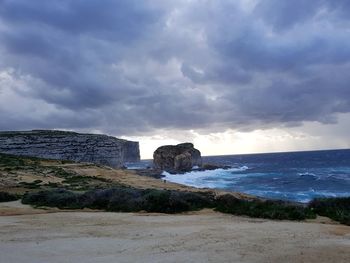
[0,0,349,136]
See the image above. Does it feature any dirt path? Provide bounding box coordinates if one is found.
[0,202,349,263]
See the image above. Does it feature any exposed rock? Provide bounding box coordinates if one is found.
[198,163,232,171]
[153,143,202,172]
[0,130,140,168]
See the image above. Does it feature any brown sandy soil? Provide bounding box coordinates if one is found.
[68,164,196,191]
[0,202,349,263]
[0,200,58,216]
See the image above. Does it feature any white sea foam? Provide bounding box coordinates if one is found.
[162,166,249,188]
[125,162,149,170]
[297,172,320,180]
[298,172,316,176]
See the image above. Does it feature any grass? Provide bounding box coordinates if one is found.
[0,153,72,170]
[0,153,62,178]
[44,167,115,190]
[0,153,115,191]
[45,167,78,178]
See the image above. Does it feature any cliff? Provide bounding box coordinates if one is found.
[0,130,140,168]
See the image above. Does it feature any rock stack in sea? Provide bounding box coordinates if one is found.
[153,143,202,172]
[0,130,140,168]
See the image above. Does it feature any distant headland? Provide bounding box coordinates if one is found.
[0,130,140,168]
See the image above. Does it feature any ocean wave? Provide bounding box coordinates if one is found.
[297,172,320,180]
[326,174,350,181]
[236,189,350,203]
[162,163,350,203]
[162,166,250,188]
[239,165,249,170]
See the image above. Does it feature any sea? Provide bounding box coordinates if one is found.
[127,149,350,203]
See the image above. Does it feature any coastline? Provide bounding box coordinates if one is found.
[1,154,349,263]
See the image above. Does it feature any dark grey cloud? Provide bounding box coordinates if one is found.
[0,0,163,109]
[254,0,323,31]
[0,0,350,136]
[254,0,350,31]
[0,0,158,40]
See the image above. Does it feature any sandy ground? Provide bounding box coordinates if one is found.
[0,201,349,263]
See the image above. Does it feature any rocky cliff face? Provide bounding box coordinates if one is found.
[0,130,140,168]
[153,143,202,172]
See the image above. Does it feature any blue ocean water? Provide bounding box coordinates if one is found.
[162,149,350,203]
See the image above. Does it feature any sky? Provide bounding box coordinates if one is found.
[0,0,349,159]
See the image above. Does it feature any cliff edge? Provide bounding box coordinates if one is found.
[0,130,140,168]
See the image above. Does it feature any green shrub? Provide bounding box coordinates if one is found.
[309,197,350,225]
[74,188,141,211]
[50,167,76,178]
[19,180,43,189]
[142,190,188,213]
[0,153,25,168]
[22,189,82,209]
[21,188,214,213]
[0,192,20,202]
[180,191,216,209]
[107,189,145,212]
[46,182,59,188]
[21,189,350,226]
[142,189,215,213]
[215,194,316,220]
[62,176,90,184]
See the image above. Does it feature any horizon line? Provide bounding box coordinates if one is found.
[141,147,350,160]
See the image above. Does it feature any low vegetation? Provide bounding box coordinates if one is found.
[215,194,316,220]
[20,188,314,221]
[309,197,350,225]
[17,188,350,225]
[0,191,20,202]
[0,153,121,192]
[0,153,26,168]
[22,188,215,213]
